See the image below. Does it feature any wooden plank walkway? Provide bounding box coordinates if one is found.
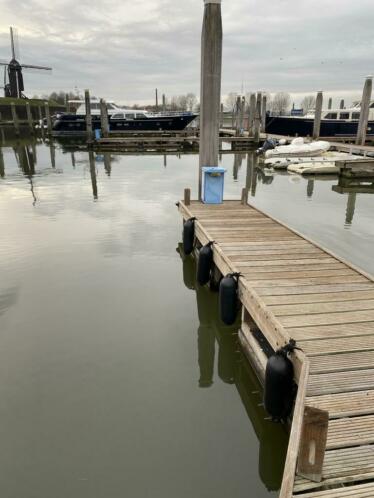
[178,199,374,498]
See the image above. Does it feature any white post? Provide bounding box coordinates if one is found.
[356,76,373,146]
[199,0,223,199]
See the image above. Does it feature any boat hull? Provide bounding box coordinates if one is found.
[52,113,197,135]
[265,116,374,138]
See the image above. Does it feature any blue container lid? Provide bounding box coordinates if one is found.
[202,167,226,174]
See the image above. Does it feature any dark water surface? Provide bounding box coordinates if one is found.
[0,137,373,498]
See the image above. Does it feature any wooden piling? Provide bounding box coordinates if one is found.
[85,89,93,141]
[240,96,245,132]
[235,95,241,136]
[162,94,166,112]
[248,93,256,136]
[356,76,373,146]
[25,102,34,132]
[11,103,20,135]
[328,97,332,110]
[220,103,224,128]
[254,92,262,143]
[44,102,52,135]
[155,88,159,111]
[261,94,267,131]
[184,188,191,206]
[199,0,223,199]
[241,187,248,205]
[100,99,109,138]
[313,91,323,140]
[340,99,345,109]
[0,147,4,178]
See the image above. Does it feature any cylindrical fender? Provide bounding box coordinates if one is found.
[197,241,214,286]
[219,273,240,326]
[183,217,196,255]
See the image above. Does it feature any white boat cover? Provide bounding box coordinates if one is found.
[265,139,331,158]
[287,162,339,175]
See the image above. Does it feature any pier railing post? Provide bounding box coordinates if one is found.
[11,102,20,135]
[313,91,323,140]
[44,102,52,135]
[248,93,256,136]
[85,90,93,141]
[100,99,109,138]
[199,0,223,200]
[254,92,262,143]
[356,76,373,146]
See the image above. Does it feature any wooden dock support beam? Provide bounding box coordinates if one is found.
[199,0,223,199]
[254,92,262,143]
[10,102,19,135]
[44,102,52,135]
[261,94,267,131]
[85,89,93,141]
[25,102,34,132]
[100,99,109,138]
[356,76,373,146]
[313,91,323,140]
[248,93,256,136]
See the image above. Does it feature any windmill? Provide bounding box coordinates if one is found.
[0,27,52,99]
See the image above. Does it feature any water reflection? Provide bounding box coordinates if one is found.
[178,245,288,491]
[88,150,98,200]
[0,287,19,317]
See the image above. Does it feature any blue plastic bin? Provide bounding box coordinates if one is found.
[202,167,226,204]
[95,129,101,140]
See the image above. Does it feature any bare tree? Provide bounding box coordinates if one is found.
[301,95,316,114]
[271,92,291,115]
[185,93,197,111]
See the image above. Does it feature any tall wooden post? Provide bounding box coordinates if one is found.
[85,89,93,141]
[248,93,256,136]
[44,102,52,134]
[25,102,33,132]
[155,89,159,111]
[240,96,245,131]
[199,0,223,199]
[261,94,267,131]
[235,95,241,136]
[220,103,224,128]
[254,92,262,143]
[313,91,323,140]
[340,99,345,109]
[162,94,166,112]
[356,76,373,146]
[11,103,20,135]
[100,99,109,137]
[88,151,98,200]
[328,98,332,109]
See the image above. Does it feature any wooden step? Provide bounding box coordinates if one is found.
[307,391,374,419]
[308,369,374,396]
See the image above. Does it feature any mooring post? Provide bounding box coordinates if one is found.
[184,188,191,205]
[100,99,109,138]
[0,147,5,178]
[162,94,166,112]
[199,0,223,200]
[261,94,267,131]
[155,88,159,111]
[240,96,245,132]
[253,92,262,143]
[220,103,224,128]
[11,103,20,135]
[241,187,248,205]
[313,91,323,140]
[44,102,52,135]
[356,76,373,146]
[340,99,345,109]
[84,90,93,141]
[328,97,332,110]
[25,102,34,132]
[248,93,256,136]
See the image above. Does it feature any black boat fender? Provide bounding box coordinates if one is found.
[197,241,214,286]
[219,273,241,325]
[264,339,300,422]
[183,217,196,255]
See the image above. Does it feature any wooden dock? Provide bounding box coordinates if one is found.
[178,198,374,497]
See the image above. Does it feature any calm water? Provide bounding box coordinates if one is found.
[0,136,373,498]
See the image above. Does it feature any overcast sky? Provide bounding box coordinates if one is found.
[1,0,373,106]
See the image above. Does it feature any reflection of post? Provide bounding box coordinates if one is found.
[307,179,314,198]
[88,151,98,200]
[199,0,223,199]
[71,152,76,168]
[104,152,111,176]
[44,102,52,135]
[50,141,56,169]
[345,192,356,225]
[11,103,20,135]
[26,102,34,133]
[0,147,4,178]
[198,325,215,387]
[233,154,240,180]
[163,154,167,168]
